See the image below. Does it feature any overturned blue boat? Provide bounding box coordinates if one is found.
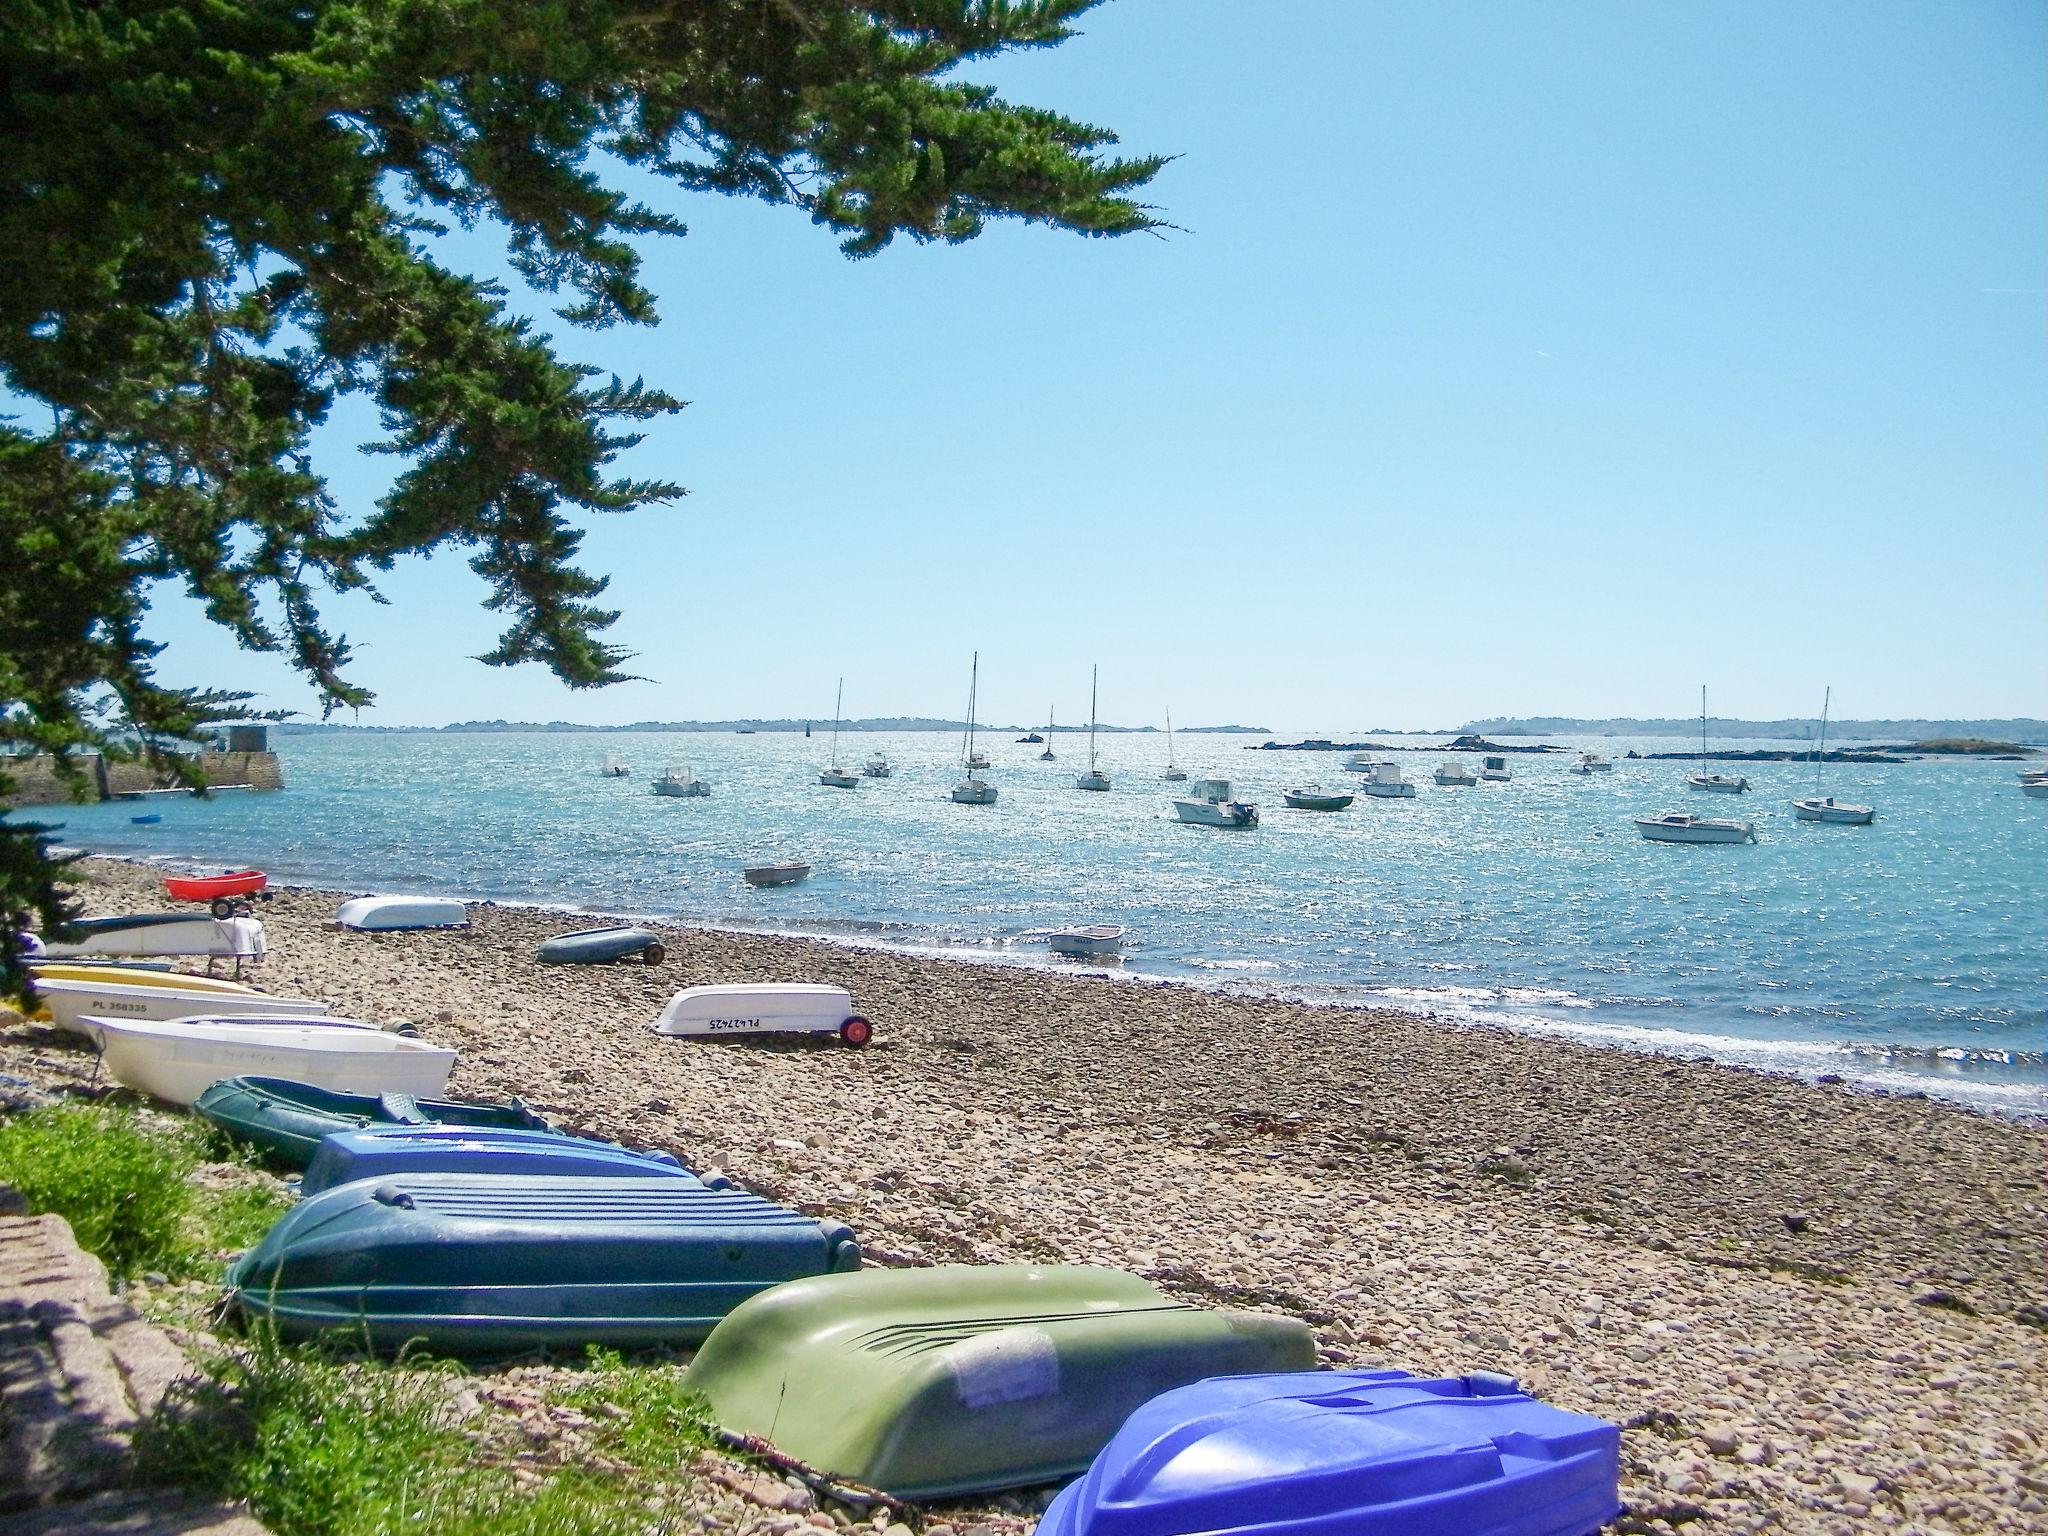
[537,925,666,966]
[228,1173,860,1353]
[1038,1369,1621,1536]
[299,1125,722,1197]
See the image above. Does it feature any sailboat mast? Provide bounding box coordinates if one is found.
[964,652,979,771]
[1699,685,1708,774]
[1167,709,1175,765]
[831,677,843,762]
[1088,665,1099,770]
[1816,686,1830,791]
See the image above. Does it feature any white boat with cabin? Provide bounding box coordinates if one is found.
[1480,756,1511,782]
[601,752,630,777]
[1358,762,1416,798]
[819,678,859,787]
[1075,665,1110,791]
[87,1014,456,1107]
[1434,761,1477,786]
[1571,752,1614,775]
[1634,813,1757,845]
[1172,778,1258,828]
[1047,924,1126,960]
[652,765,711,797]
[1792,687,1874,824]
[952,652,998,805]
[1161,710,1187,781]
[862,753,891,778]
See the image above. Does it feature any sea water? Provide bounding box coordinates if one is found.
[35,730,2048,1116]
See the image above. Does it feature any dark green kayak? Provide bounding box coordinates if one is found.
[227,1173,862,1353]
[536,925,666,965]
[686,1265,1317,1499]
[194,1075,554,1167]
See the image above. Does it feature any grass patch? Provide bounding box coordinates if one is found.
[138,1337,722,1536]
[0,1102,196,1277]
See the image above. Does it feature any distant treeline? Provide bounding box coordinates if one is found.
[1463,716,2048,744]
[275,718,1271,735]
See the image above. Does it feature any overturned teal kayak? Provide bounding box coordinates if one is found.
[194,1075,553,1167]
[536,925,665,965]
[298,1125,718,1197]
[686,1265,1317,1499]
[228,1173,861,1353]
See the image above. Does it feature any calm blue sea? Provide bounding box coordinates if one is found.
[36,730,2048,1115]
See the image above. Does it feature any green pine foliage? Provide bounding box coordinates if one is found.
[0,1,1165,988]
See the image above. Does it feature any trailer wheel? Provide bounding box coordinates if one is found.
[642,942,667,966]
[839,1015,873,1047]
[209,897,234,919]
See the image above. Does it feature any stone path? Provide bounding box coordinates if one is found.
[0,1189,265,1533]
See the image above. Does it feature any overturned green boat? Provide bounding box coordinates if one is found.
[195,1074,554,1167]
[229,1173,862,1354]
[686,1264,1316,1499]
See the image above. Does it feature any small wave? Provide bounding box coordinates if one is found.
[1187,957,1281,972]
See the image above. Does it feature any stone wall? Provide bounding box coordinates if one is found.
[0,751,284,806]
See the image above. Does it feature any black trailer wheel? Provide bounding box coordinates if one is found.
[209,897,234,919]
[642,942,667,966]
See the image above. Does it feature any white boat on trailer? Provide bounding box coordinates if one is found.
[1173,778,1258,828]
[1792,687,1874,824]
[86,1014,456,1107]
[1635,813,1757,845]
[652,983,872,1047]
[1047,924,1126,960]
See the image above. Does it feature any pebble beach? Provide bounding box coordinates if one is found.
[9,856,2047,1535]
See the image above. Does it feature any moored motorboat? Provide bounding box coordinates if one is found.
[685,1265,1315,1500]
[1479,755,1512,782]
[862,753,891,778]
[1571,752,1614,774]
[228,1174,861,1352]
[1172,778,1258,828]
[2025,778,2048,800]
[1793,796,1876,825]
[194,1075,553,1167]
[1282,785,1354,811]
[87,1015,456,1106]
[1047,924,1126,959]
[601,752,630,777]
[334,895,469,931]
[652,765,711,797]
[537,925,666,965]
[35,912,266,960]
[1358,762,1416,798]
[1634,813,1757,844]
[743,862,812,888]
[1434,760,1477,786]
[31,976,330,1040]
[1037,1368,1622,1536]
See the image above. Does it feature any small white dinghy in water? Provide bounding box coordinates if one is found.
[33,976,333,1041]
[1047,924,1126,960]
[85,1015,457,1107]
[36,913,266,960]
[652,984,872,1047]
[334,896,470,932]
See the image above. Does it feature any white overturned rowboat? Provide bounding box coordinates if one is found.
[1635,813,1757,845]
[334,896,469,932]
[36,913,266,960]
[86,1015,456,1107]
[32,976,332,1041]
[652,984,872,1047]
[1047,924,1126,959]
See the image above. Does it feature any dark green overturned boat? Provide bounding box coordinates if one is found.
[536,925,666,965]
[686,1265,1317,1499]
[228,1173,861,1354]
[195,1075,554,1167]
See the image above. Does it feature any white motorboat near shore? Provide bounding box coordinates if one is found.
[1479,756,1511,782]
[1047,924,1126,959]
[743,862,812,888]
[952,652,998,805]
[35,912,266,961]
[1792,689,1874,824]
[1571,752,1614,775]
[1172,778,1258,828]
[862,754,891,778]
[1075,665,1111,791]
[334,896,469,932]
[652,765,711,798]
[1434,761,1477,786]
[32,976,332,1040]
[87,1015,456,1106]
[1635,813,1757,845]
[1358,762,1417,798]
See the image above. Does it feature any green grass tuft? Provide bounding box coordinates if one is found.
[0,1102,196,1277]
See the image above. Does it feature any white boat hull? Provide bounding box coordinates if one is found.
[1434,770,1476,786]
[819,770,859,788]
[743,863,812,887]
[2024,781,2048,799]
[1687,775,1750,794]
[1048,925,1126,959]
[88,1016,455,1106]
[652,781,710,797]
[1635,815,1756,844]
[34,978,332,1041]
[1075,771,1111,791]
[1359,783,1417,798]
[334,896,469,932]
[1172,800,1258,828]
[38,914,266,960]
[952,780,998,804]
[653,983,869,1045]
[1793,797,1875,825]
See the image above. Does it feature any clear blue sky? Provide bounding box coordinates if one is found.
[139,0,2045,731]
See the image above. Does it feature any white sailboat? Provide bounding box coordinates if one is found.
[952,652,998,805]
[819,678,859,788]
[1039,707,1056,761]
[1792,687,1874,824]
[1161,710,1187,781]
[1075,666,1110,791]
[1687,687,1750,793]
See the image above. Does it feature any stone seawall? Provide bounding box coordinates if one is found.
[0,751,284,806]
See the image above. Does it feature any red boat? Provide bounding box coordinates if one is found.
[163,869,269,916]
